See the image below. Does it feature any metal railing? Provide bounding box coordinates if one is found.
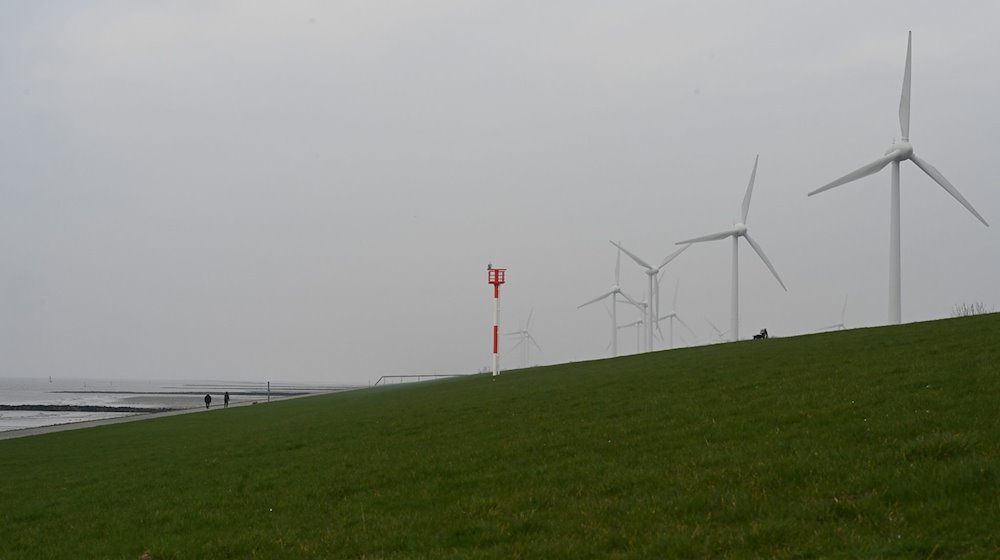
[372,374,466,387]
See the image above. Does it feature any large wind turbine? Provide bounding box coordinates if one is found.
[578,244,642,357]
[610,241,690,352]
[809,31,989,324]
[677,155,787,341]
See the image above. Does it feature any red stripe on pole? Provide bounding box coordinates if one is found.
[493,325,499,353]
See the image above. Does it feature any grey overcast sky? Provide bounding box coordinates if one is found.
[2,2,997,385]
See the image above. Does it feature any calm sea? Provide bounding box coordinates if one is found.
[0,377,352,434]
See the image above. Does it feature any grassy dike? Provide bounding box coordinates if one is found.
[1,314,998,559]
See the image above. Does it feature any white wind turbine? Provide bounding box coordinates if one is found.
[705,317,729,343]
[656,279,697,349]
[578,244,642,357]
[818,297,848,332]
[617,317,646,354]
[601,302,644,354]
[809,31,989,325]
[677,155,787,341]
[610,241,690,353]
[505,309,541,368]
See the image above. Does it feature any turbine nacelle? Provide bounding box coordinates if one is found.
[885,140,914,160]
[733,223,747,236]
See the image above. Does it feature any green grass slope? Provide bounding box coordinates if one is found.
[1,314,998,559]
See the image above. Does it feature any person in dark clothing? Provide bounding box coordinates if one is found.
[204,394,212,409]
[224,392,230,408]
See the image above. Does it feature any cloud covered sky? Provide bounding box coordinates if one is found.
[2,1,997,384]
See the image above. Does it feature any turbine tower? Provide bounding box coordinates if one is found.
[677,155,787,341]
[578,244,641,357]
[610,241,690,352]
[809,31,989,324]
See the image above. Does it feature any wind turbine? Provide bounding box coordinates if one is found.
[618,296,653,352]
[809,31,989,325]
[505,309,541,368]
[610,241,690,352]
[617,317,645,354]
[818,297,848,332]
[656,279,697,349]
[705,317,729,343]
[677,155,787,341]
[578,244,642,357]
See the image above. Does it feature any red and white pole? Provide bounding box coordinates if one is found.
[487,266,506,377]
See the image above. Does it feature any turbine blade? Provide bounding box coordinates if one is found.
[615,242,622,284]
[743,232,787,291]
[808,152,899,196]
[657,243,690,271]
[510,338,524,350]
[617,289,642,309]
[676,315,697,338]
[529,334,542,352]
[526,308,534,330]
[676,228,739,245]
[910,154,989,226]
[899,31,912,140]
[578,290,614,309]
[705,317,722,335]
[610,240,653,270]
[741,154,760,223]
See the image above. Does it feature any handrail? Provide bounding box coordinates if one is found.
[373,374,464,387]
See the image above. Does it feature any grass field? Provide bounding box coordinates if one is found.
[1,314,998,559]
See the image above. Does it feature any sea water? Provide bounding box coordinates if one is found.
[0,378,349,434]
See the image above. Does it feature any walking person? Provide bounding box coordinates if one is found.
[224,392,230,408]
[204,394,212,409]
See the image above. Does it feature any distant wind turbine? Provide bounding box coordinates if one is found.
[505,309,541,368]
[617,317,646,354]
[656,279,697,349]
[705,317,729,343]
[809,31,989,325]
[578,244,642,357]
[677,155,787,341]
[818,297,848,332]
[615,296,650,352]
[610,241,690,352]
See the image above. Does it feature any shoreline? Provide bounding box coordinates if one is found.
[0,386,360,441]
